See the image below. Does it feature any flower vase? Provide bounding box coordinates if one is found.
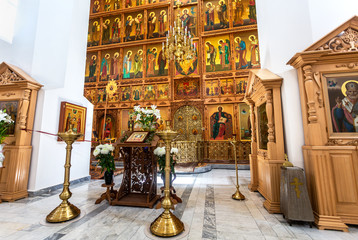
[104,170,113,185]
[0,144,5,168]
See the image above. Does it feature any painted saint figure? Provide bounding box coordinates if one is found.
[235,37,248,69]
[125,0,132,8]
[205,2,215,30]
[133,88,141,101]
[249,0,257,23]
[206,41,217,72]
[93,1,100,13]
[104,0,111,11]
[211,106,230,140]
[249,35,260,67]
[123,51,132,79]
[234,0,244,25]
[158,50,167,76]
[100,53,110,80]
[102,19,111,43]
[217,0,228,28]
[114,0,121,9]
[89,55,97,80]
[147,47,157,76]
[112,18,121,43]
[332,81,358,132]
[133,50,143,78]
[135,14,143,40]
[110,52,119,80]
[218,39,230,70]
[148,12,157,38]
[91,21,100,45]
[158,10,167,37]
[125,16,134,42]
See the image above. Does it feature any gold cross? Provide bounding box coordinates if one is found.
[290,177,303,198]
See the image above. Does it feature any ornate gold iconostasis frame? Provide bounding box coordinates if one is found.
[288,16,358,232]
[85,0,261,164]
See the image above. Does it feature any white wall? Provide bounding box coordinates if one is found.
[256,0,358,168]
[0,0,93,191]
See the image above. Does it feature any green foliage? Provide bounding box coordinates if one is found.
[96,152,115,173]
[157,155,175,176]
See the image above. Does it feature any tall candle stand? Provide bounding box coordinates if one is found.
[150,120,184,237]
[229,135,245,200]
[46,129,82,223]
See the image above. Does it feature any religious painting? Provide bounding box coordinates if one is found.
[157,84,169,100]
[174,78,200,100]
[98,115,116,139]
[58,102,87,141]
[87,18,101,47]
[144,85,156,100]
[257,102,268,149]
[205,80,220,97]
[324,73,358,134]
[102,15,122,45]
[125,131,149,143]
[121,109,138,134]
[125,0,144,8]
[132,85,142,101]
[0,101,18,135]
[175,41,199,76]
[220,79,234,95]
[156,107,169,131]
[123,46,143,79]
[103,0,120,11]
[239,103,251,141]
[175,5,197,37]
[236,77,247,94]
[174,0,198,6]
[232,0,257,27]
[234,31,260,70]
[85,52,98,83]
[84,88,98,104]
[204,0,229,31]
[121,86,131,101]
[147,8,168,39]
[124,11,144,42]
[208,104,233,140]
[100,49,120,81]
[146,44,168,77]
[205,35,231,72]
[97,88,107,103]
[91,0,101,14]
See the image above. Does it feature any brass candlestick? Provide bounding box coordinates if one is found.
[229,135,245,200]
[46,129,82,223]
[150,120,184,237]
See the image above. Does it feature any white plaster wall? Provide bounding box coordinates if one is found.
[308,0,358,44]
[0,0,93,191]
[256,0,312,168]
[256,0,358,168]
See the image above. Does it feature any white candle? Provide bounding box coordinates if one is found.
[162,42,164,51]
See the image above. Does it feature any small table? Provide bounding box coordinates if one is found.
[95,183,117,205]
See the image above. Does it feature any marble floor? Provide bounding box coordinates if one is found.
[1,169,358,240]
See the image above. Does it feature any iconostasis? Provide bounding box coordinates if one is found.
[84,0,260,142]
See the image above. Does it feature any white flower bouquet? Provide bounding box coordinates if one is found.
[93,144,115,173]
[133,105,161,131]
[154,146,179,176]
[0,109,14,167]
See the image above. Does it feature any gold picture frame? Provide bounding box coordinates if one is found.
[125,131,149,143]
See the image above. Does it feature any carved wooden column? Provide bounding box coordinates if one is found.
[245,69,285,213]
[247,102,258,191]
[0,62,42,201]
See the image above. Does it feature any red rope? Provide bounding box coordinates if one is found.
[22,128,98,143]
